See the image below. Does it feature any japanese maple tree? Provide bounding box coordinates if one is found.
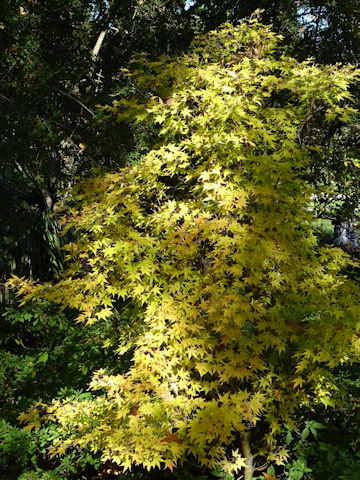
[11,13,360,480]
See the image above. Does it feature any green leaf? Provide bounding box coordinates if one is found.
[301,427,310,441]
[267,464,275,476]
[37,352,49,364]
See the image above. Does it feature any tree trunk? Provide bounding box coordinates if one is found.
[241,430,254,480]
[92,29,107,59]
[91,0,121,59]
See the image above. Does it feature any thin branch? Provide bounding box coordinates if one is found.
[254,460,270,471]
[59,90,95,117]
[17,338,28,349]
[298,105,325,134]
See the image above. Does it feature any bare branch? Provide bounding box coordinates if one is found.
[59,90,95,117]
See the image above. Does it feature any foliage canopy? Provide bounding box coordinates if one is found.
[11,14,360,477]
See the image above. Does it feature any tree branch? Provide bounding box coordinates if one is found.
[59,90,95,117]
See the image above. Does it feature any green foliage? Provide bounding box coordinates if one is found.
[295,0,360,64]
[0,419,36,471]
[0,0,96,279]
[0,300,121,421]
[10,12,360,479]
[312,219,334,245]
[285,458,312,480]
[281,364,360,480]
[282,423,321,479]
[0,298,131,478]
[306,124,360,223]
[0,384,104,478]
[18,470,66,480]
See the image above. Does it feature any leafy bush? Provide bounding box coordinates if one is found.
[0,299,123,421]
[282,364,360,480]
[0,299,132,477]
[18,470,65,480]
[0,419,36,473]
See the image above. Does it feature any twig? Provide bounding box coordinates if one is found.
[254,460,270,471]
[17,338,28,349]
[59,90,95,116]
